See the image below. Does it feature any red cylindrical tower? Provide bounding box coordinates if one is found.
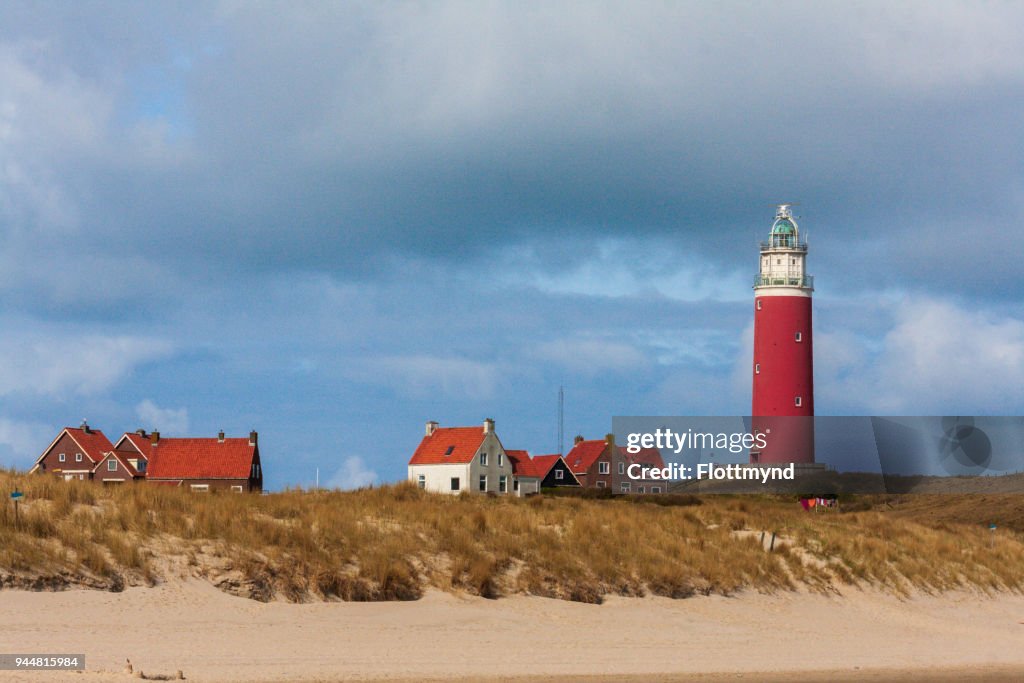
[750,205,814,464]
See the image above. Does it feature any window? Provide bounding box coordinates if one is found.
[755,363,760,374]
[107,460,117,471]
[479,475,487,492]
[620,482,631,493]
[78,474,84,480]
[75,453,83,462]
[652,486,661,493]
[618,462,625,475]
[479,452,488,466]
[444,445,455,456]
[637,486,645,494]
[450,477,460,491]
[555,469,564,480]
[499,475,507,493]
[795,332,802,342]
[58,453,66,462]
[776,258,781,265]
[598,462,610,475]
[513,479,519,491]
[190,484,209,492]
[498,453,503,466]
[417,475,425,489]
[596,481,606,488]
[795,396,802,407]
[231,485,244,493]
[756,299,762,310]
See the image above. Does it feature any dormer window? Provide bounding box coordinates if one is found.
[444,445,455,456]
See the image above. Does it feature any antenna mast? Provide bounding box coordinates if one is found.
[558,385,564,456]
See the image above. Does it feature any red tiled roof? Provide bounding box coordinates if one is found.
[409,427,486,465]
[147,438,256,480]
[530,454,564,479]
[118,433,152,460]
[622,446,665,469]
[506,450,539,478]
[564,439,609,474]
[63,427,115,464]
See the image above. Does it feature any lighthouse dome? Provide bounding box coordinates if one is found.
[771,217,796,235]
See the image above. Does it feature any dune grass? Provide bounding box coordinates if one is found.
[1,469,1023,602]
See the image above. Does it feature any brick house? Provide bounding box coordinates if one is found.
[29,422,115,481]
[145,430,263,492]
[92,450,146,484]
[564,434,666,494]
[408,419,519,495]
[531,454,580,488]
[113,430,152,475]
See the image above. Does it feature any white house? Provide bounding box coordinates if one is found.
[409,419,530,496]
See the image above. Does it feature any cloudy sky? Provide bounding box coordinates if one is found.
[1,2,1023,489]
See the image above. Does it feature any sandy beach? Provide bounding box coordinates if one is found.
[1,581,1022,682]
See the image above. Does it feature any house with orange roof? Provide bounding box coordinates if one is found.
[145,430,263,492]
[531,454,580,488]
[29,421,116,481]
[564,434,667,494]
[408,419,518,495]
[92,450,146,484]
[113,430,153,475]
[505,450,541,496]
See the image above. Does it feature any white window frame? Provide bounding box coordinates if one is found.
[756,299,762,310]
[755,363,760,374]
[58,453,66,462]
[620,482,631,493]
[598,461,610,475]
[190,484,209,492]
[555,469,564,480]
[479,475,487,492]
[231,485,244,493]
[498,453,503,466]
[618,462,625,475]
[499,475,507,493]
[795,396,802,407]
[75,453,83,462]
[479,452,488,466]
[107,459,118,471]
[450,477,460,491]
[417,475,425,489]
[795,332,802,342]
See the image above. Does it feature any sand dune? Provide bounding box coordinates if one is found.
[1,581,1023,682]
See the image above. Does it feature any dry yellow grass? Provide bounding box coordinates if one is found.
[1,470,1023,603]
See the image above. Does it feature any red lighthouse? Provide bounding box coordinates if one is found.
[750,204,814,465]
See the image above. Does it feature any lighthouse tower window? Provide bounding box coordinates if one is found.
[756,300,762,310]
[795,332,802,342]
[795,396,802,407]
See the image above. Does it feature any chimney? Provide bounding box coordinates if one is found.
[135,428,147,437]
[574,435,584,445]
[80,419,90,434]
[483,418,495,434]
[151,431,160,446]
[249,430,258,447]
[425,421,439,436]
[218,430,225,443]
[605,433,616,447]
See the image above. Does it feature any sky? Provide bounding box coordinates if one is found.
[1,1,1024,490]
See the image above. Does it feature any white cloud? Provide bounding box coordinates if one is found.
[0,417,52,468]
[0,333,173,398]
[135,399,189,435]
[818,298,1024,414]
[533,338,647,376]
[326,455,379,490]
[349,354,502,400]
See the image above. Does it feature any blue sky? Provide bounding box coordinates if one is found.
[1,2,1024,489]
